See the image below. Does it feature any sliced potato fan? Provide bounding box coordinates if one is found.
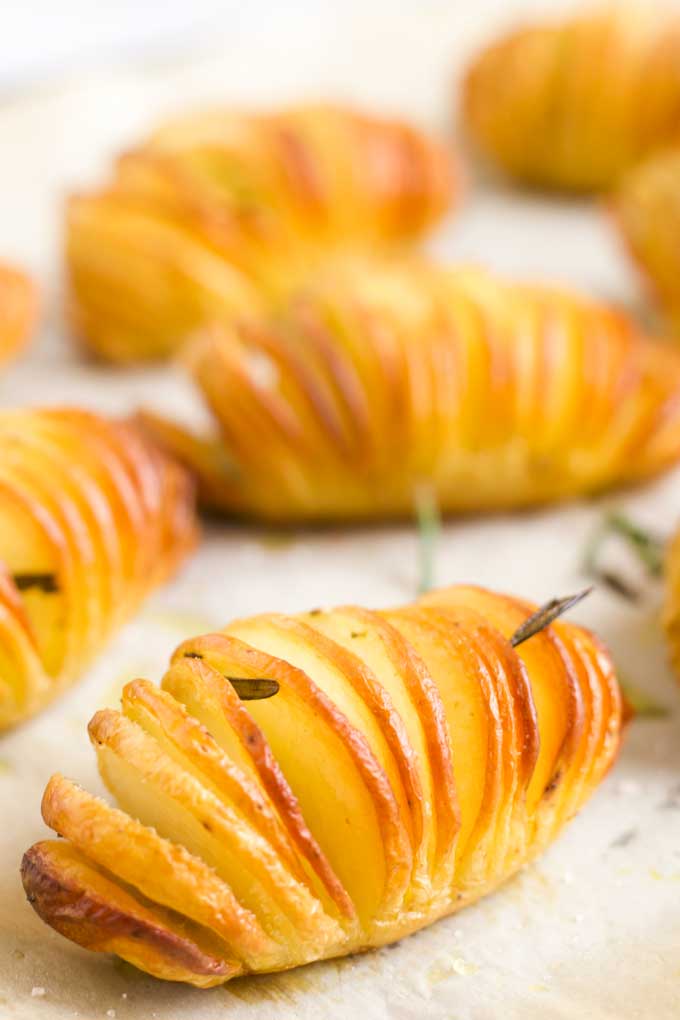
[0,408,197,730]
[23,584,625,987]
[140,256,680,522]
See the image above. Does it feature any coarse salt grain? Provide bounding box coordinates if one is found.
[31,987,46,997]
[452,957,477,976]
[106,1011,116,1018]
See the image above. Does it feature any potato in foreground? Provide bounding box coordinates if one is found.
[22,584,624,987]
[614,148,680,339]
[140,256,680,522]
[0,408,198,730]
[66,103,458,362]
[463,5,680,192]
[0,262,38,368]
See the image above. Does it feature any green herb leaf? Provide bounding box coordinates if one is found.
[12,572,59,593]
[510,588,593,648]
[226,677,279,701]
[619,680,670,719]
[583,511,666,598]
[414,484,441,595]
[605,512,665,577]
[182,652,279,700]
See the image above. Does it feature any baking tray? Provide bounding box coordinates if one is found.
[1,3,679,1017]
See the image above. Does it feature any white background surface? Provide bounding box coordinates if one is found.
[1,3,680,1019]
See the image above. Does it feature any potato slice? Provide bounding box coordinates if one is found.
[0,429,115,653]
[425,586,581,816]
[0,478,71,680]
[386,605,505,891]
[172,630,409,926]
[21,840,238,988]
[0,569,49,719]
[163,652,356,927]
[88,709,342,956]
[67,192,260,363]
[121,679,310,886]
[224,615,413,918]
[329,605,460,888]
[298,606,432,898]
[41,774,276,969]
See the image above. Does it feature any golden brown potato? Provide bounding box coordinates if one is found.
[0,408,197,730]
[22,584,624,987]
[0,262,38,367]
[664,525,680,679]
[66,103,458,362]
[614,147,680,338]
[463,5,680,192]
[139,255,680,522]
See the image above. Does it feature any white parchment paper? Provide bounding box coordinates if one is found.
[1,3,679,1017]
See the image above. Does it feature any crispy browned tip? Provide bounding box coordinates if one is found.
[21,840,237,987]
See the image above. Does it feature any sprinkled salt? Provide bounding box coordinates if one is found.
[106,1011,116,1019]
[452,957,478,976]
[31,987,46,998]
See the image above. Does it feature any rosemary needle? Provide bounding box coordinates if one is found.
[414,484,441,595]
[510,587,593,648]
[182,652,280,700]
[11,573,59,593]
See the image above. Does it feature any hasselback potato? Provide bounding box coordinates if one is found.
[0,262,37,368]
[463,5,680,192]
[66,103,457,362]
[664,525,680,679]
[614,148,680,338]
[139,256,680,522]
[0,408,197,730]
[22,584,624,987]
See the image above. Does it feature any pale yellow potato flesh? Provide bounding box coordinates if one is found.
[0,408,197,730]
[24,585,625,988]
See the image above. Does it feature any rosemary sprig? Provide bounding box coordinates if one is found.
[510,587,593,648]
[583,510,666,600]
[414,484,441,595]
[227,677,280,701]
[604,512,665,577]
[619,680,669,719]
[12,573,59,593]
[182,652,279,701]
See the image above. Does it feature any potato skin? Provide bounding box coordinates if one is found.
[0,408,197,730]
[21,841,236,987]
[66,103,458,363]
[463,6,680,192]
[613,148,680,339]
[23,584,625,987]
[0,262,38,367]
[140,256,680,522]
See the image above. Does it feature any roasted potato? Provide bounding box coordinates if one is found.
[0,408,197,730]
[22,584,624,987]
[0,262,37,367]
[66,103,458,362]
[614,147,680,339]
[463,5,680,192]
[139,255,680,522]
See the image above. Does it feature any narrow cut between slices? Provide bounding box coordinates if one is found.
[23,584,626,987]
